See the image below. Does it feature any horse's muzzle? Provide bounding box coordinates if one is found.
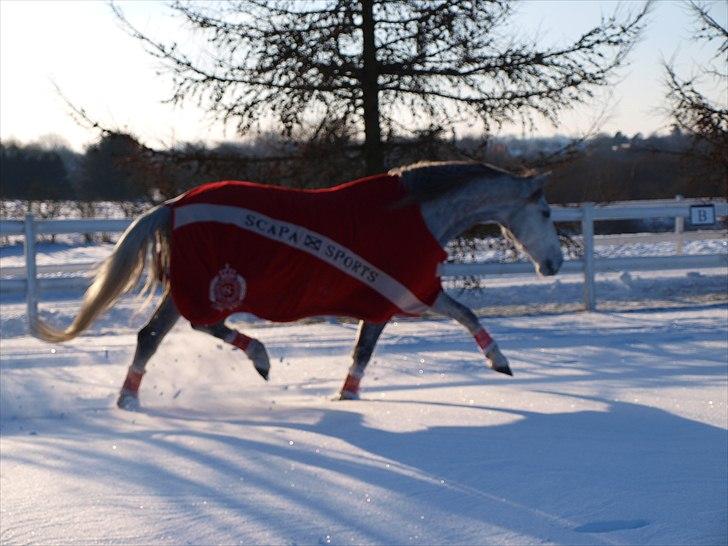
[539,256,563,276]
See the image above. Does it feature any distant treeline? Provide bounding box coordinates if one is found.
[1,130,725,206]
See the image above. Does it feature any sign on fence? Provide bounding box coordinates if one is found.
[689,205,716,226]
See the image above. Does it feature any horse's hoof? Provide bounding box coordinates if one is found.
[117,391,141,411]
[486,344,512,376]
[494,365,513,376]
[246,340,270,380]
[336,390,360,401]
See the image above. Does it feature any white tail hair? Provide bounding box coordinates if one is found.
[32,205,172,342]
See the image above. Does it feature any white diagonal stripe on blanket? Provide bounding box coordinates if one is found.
[174,203,431,315]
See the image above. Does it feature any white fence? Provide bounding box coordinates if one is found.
[1,198,726,326]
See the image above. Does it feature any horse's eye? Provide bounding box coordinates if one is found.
[542,210,551,219]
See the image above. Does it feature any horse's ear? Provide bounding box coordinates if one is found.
[527,171,550,200]
[532,171,551,187]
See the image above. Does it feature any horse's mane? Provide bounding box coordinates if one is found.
[390,161,514,205]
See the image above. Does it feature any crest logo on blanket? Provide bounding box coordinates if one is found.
[209,263,247,311]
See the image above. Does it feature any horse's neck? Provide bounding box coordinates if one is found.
[417,182,509,245]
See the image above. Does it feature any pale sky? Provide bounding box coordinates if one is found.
[1,0,726,151]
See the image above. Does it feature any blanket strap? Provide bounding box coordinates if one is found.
[474,328,495,354]
[342,373,361,393]
[121,367,144,394]
[227,331,252,352]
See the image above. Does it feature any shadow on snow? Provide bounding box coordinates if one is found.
[3,396,726,544]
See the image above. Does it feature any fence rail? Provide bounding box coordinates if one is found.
[1,197,726,327]
[0,218,133,236]
[5,230,723,280]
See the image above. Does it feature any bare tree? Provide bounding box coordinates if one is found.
[113,0,649,174]
[664,1,728,178]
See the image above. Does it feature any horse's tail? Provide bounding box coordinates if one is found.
[32,205,173,342]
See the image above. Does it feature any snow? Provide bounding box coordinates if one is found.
[593,237,726,258]
[1,299,726,545]
[0,239,117,268]
[1,230,727,544]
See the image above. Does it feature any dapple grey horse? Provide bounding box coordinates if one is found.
[33,161,563,409]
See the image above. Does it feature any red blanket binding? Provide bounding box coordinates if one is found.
[169,174,447,325]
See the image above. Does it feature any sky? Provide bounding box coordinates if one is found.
[0,0,726,152]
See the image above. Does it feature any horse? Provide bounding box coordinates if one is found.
[32,161,563,410]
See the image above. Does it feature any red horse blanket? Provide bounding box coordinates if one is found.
[168,174,447,325]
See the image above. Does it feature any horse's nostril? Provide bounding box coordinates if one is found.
[541,259,557,276]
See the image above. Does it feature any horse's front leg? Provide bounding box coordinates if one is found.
[337,320,387,400]
[191,321,270,380]
[430,292,512,376]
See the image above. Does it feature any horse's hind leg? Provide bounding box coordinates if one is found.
[338,320,387,400]
[118,290,180,410]
[430,292,512,376]
[191,322,270,380]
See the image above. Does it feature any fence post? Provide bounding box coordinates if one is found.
[581,203,596,311]
[675,194,684,255]
[24,213,38,330]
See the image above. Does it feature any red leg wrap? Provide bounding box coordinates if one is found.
[122,369,144,393]
[474,329,494,352]
[230,332,252,352]
[342,373,361,394]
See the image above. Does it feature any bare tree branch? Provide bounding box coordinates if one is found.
[111,0,650,173]
[664,1,728,175]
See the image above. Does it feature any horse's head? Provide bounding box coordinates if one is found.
[395,161,564,276]
[500,174,563,276]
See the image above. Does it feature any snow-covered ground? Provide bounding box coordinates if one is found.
[1,299,726,545]
[1,231,727,544]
